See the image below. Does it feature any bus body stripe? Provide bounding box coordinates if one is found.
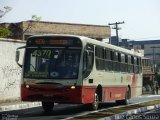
[21,84,137,103]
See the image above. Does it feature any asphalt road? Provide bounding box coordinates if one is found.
[0,95,160,120]
[120,108,160,120]
[0,103,117,120]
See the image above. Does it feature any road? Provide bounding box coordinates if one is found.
[0,95,160,120]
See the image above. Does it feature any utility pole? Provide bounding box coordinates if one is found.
[108,21,125,46]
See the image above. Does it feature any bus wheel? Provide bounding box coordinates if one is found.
[116,87,130,105]
[125,87,131,104]
[91,92,99,110]
[42,102,54,112]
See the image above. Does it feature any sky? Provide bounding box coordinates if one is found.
[0,0,160,40]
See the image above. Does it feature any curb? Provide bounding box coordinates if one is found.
[98,104,160,120]
[0,102,41,112]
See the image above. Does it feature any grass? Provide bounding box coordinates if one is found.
[70,100,160,120]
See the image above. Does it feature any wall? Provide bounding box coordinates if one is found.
[1,21,110,40]
[0,38,25,102]
[23,21,110,38]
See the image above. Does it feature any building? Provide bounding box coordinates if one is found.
[0,20,111,41]
[109,36,119,46]
[142,57,155,91]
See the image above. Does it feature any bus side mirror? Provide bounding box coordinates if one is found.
[16,50,22,67]
[16,50,20,63]
[15,46,26,68]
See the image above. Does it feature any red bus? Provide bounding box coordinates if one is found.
[16,34,143,112]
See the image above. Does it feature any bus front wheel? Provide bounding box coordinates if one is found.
[91,92,99,110]
[42,102,54,112]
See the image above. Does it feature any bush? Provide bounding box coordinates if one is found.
[156,73,160,86]
[0,27,11,38]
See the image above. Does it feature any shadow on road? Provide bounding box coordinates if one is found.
[0,103,118,120]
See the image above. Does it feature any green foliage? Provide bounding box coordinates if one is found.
[4,6,12,13]
[0,6,12,18]
[156,73,160,85]
[0,27,11,38]
[31,15,42,21]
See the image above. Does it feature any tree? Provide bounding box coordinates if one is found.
[31,15,42,21]
[156,73,160,86]
[0,6,12,18]
[23,15,42,33]
[22,15,42,40]
[0,6,12,38]
[0,27,11,38]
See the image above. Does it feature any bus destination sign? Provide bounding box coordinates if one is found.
[35,39,69,45]
[27,37,82,47]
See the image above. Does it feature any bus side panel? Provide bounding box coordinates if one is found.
[81,86,96,103]
[102,86,127,102]
[131,74,142,97]
[81,86,127,103]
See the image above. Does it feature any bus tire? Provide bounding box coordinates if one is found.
[91,92,99,110]
[116,87,131,105]
[42,102,54,112]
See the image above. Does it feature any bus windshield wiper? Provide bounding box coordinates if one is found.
[30,63,36,71]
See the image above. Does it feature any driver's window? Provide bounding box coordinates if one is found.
[83,44,94,78]
[83,51,88,73]
[88,52,94,69]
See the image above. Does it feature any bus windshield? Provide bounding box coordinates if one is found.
[24,47,81,79]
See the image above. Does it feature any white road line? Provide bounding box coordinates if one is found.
[64,99,160,120]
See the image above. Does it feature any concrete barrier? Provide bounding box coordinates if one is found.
[0,38,25,102]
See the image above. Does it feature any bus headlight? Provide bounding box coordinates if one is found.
[26,85,30,88]
[71,86,75,89]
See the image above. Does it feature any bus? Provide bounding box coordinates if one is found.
[15,34,143,112]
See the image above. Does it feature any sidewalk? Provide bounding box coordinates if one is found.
[142,89,160,95]
[0,100,41,112]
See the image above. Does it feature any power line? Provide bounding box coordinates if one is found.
[135,35,160,40]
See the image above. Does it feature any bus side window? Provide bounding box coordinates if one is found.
[131,56,134,73]
[125,54,128,72]
[121,53,125,72]
[95,46,105,70]
[128,55,132,73]
[117,52,121,71]
[135,57,138,73]
[105,49,111,71]
[139,57,142,73]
